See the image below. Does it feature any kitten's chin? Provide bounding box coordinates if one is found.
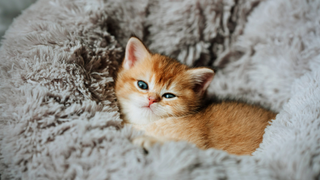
[121,104,161,125]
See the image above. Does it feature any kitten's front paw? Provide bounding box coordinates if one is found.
[132,136,162,152]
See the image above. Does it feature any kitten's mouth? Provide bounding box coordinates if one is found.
[143,105,152,109]
[142,106,154,112]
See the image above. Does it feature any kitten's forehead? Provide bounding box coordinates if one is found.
[150,55,189,90]
[124,53,191,92]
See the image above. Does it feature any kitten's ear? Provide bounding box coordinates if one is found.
[123,37,151,70]
[187,68,214,95]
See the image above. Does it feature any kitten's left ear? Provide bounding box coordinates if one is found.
[123,37,151,70]
[187,68,214,95]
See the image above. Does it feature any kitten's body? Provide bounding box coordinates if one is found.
[132,102,275,155]
[115,37,276,155]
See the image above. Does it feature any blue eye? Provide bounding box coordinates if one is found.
[137,80,148,90]
[163,93,176,99]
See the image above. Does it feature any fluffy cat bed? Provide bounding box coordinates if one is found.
[0,0,319,179]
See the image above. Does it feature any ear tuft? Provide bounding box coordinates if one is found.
[187,68,214,95]
[123,37,150,69]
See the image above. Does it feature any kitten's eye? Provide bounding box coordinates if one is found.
[137,80,148,90]
[162,93,176,99]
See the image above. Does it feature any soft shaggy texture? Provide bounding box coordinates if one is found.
[0,0,37,41]
[0,0,319,179]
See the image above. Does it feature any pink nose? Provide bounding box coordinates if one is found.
[148,96,158,106]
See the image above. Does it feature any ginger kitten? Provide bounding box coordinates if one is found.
[115,37,276,155]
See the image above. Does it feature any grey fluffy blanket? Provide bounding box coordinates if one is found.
[0,0,36,39]
[0,0,319,179]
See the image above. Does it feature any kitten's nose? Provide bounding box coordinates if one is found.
[148,96,158,106]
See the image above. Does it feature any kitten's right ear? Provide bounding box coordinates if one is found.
[123,37,151,70]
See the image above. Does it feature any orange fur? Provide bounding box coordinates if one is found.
[115,37,276,155]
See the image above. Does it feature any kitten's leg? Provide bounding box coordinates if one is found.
[131,123,173,151]
[132,135,169,151]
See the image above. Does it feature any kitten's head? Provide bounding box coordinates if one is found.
[115,37,214,124]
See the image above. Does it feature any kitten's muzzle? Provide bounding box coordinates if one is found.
[148,96,158,106]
